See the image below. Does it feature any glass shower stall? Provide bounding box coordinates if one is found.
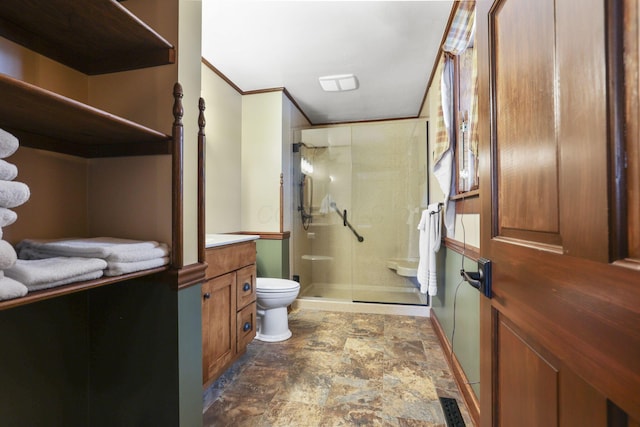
[292,122,429,306]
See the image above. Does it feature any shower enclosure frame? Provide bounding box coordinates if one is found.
[293,122,430,307]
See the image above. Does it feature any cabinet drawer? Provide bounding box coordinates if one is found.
[236,302,256,352]
[205,241,256,279]
[236,264,256,309]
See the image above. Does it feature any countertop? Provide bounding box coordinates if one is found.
[205,233,260,248]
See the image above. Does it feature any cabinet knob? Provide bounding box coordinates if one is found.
[243,321,252,332]
[243,282,251,292]
[203,292,211,300]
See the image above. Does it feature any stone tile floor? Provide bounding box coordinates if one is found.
[203,309,473,426]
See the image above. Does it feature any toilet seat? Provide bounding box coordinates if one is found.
[256,278,300,292]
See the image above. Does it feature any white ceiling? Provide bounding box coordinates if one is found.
[201,1,454,125]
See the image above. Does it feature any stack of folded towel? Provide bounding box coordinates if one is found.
[6,257,108,292]
[0,129,30,301]
[15,237,170,277]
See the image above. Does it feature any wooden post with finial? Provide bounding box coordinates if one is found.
[198,97,206,264]
[172,82,184,269]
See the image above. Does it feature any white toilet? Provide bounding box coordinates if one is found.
[255,277,300,342]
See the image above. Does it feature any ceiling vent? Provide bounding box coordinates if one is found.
[318,74,359,92]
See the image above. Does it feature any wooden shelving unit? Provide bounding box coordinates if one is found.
[0,0,182,309]
[0,0,175,75]
[0,74,172,158]
[0,266,169,311]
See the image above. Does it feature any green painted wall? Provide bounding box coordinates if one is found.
[178,284,204,427]
[88,277,180,427]
[431,248,481,399]
[0,293,89,426]
[0,277,203,427]
[256,238,290,279]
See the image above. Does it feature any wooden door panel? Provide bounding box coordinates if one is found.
[498,318,558,427]
[625,0,640,262]
[556,0,609,262]
[494,0,559,241]
[560,368,607,427]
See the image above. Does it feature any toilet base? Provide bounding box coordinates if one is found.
[256,329,292,342]
[255,306,292,342]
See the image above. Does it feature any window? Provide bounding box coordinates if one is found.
[454,45,479,194]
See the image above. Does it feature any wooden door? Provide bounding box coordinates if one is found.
[477,0,640,425]
[202,272,237,386]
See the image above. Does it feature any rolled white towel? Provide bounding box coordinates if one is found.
[0,159,18,181]
[0,239,17,269]
[0,276,27,301]
[104,256,169,277]
[5,257,107,290]
[0,128,19,159]
[16,237,160,260]
[0,208,17,227]
[0,180,30,208]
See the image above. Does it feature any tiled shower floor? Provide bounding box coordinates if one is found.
[203,309,473,426]
[300,283,428,306]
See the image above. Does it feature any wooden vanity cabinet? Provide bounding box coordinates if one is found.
[202,241,257,386]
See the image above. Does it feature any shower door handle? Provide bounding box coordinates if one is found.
[343,209,347,227]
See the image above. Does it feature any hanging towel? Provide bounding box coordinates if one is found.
[0,239,17,269]
[319,194,333,215]
[0,208,17,227]
[0,159,18,181]
[104,256,169,277]
[5,257,107,291]
[417,210,430,289]
[16,237,161,261]
[0,128,19,159]
[417,203,442,296]
[0,180,30,208]
[0,275,27,301]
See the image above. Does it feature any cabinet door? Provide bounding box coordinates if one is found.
[236,264,256,310]
[202,272,237,385]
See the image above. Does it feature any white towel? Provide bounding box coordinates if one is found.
[417,203,442,296]
[0,276,27,301]
[24,270,104,292]
[0,208,17,227]
[0,180,30,208]
[0,159,18,181]
[107,243,170,262]
[0,239,17,269]
[104,256,169,277]
[27,270,104,292]
[5,257,107,291]
[417,209,430,289]
[319,194,332,215]
[16,237,161,261]
[0,128,19,159]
